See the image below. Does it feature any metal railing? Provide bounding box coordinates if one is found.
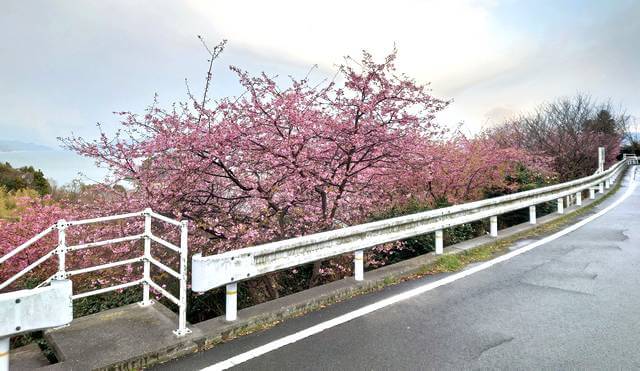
[192,155,634,321]
[3,151,636,333]
[623,153,639,164]
[0,208,190,337]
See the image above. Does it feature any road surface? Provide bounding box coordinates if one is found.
[154,168,640,370]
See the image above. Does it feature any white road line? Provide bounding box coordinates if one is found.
[203,177,638,371]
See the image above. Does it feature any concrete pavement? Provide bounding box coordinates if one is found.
[153,169,640,370]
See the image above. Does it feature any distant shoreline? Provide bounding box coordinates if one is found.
[0,140,54,152]
[0,149,56,154]
[0,150,107,185]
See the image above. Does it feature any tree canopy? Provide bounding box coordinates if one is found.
[0,162,51,195]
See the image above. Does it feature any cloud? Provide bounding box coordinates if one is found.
[187,0,525,88]
[0,0,638,147]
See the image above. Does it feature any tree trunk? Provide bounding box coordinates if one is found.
[308,261,323,288]
[263,274,279,300]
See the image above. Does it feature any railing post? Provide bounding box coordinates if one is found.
[599,182,604,193]
[557,198,564,214]
[140,208,153,306]
[605,178,611,189]
[0,336,8,371]
[55,219,67,280]
[589,188,596,199]
[576,191,582,206]
[529,205,536,224]
[598,146,605,173]
[173,220,191,336]
[354,250,364,281]
[435,230,443,254]
[489,216,498,237]
[226,283,238,321]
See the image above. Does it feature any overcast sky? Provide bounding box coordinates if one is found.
[1,0,639,147]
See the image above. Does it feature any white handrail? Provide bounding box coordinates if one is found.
[0,225,55,265]
[65,234,145,252]
[149,234,181,253]
[149,211,183,227]
[147,279,180,306]
[0,249,56,291]
[66,257,144,277]
[72,279,144,300]
[0,209,190,337]
[66,211,144,226]
[35,274,56,288]
[148,256,181,279]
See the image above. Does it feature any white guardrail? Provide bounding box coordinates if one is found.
[193,152,638,321]
[0,208,190,337]
[0,279,73,371]
[0,150,636,339]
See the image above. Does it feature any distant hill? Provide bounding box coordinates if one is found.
[0,140,52,152]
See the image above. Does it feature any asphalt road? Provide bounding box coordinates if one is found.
[154,169,640,370]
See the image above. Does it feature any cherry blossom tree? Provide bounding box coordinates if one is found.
[1,45,554,304]
[60,48,454,291]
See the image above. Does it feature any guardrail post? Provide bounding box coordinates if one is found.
[598,146,605,173]
[354,250,364,281]
[173,220,191,336]
[529,206,536,224]
[489,216,498,237]
[557,198,564,214]
[605,178,611,189]
[55,220,67,280]
[226,283,238,321]
[435,230,443,254]
[141,208,153,306]
[599,182,604,193]
[589,188,596,199]
[0,336,8,371]
[576,191,582,206]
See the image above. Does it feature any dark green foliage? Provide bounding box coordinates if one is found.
[0,162,51,195]
[370,197,439,261]
[446,221,484,244]
[188,287,225,323]
[584,109,618,135]
[72,286,142,318]
[367,197,484,265]
[485,163,556,227]
[10,331,58,363]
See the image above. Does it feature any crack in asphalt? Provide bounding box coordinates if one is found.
[518,281,596,296]
[475,335,515,359]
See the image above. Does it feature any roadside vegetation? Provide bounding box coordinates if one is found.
[0,41,632,329]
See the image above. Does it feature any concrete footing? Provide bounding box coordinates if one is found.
[44,302,202,370]
[8,343,49,371]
